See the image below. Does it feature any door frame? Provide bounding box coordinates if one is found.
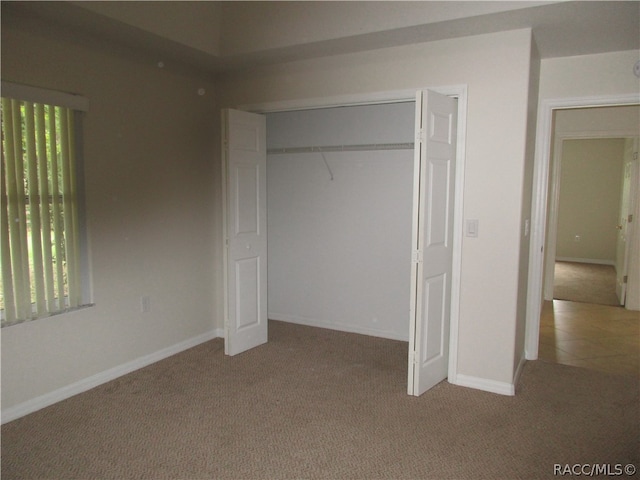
[238,84,468,384]
[544,132,639,303]
[525,93,640,360]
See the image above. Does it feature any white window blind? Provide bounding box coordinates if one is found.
[1,95,85,326]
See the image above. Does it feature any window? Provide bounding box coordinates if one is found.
[1,83,90,327]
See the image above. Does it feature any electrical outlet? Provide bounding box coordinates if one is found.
[574,235,581,243]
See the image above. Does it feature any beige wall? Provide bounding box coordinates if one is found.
[1,14,217,410]
[217,28,537,388]
[539,50,640,100]
[556,139,625,262]
[554,105,640,136]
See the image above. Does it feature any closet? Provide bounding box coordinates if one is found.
[224,89,459,395]
[265,102,416,341]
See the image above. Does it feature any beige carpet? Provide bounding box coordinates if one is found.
[2,320,638,479]
[554,261,621,306]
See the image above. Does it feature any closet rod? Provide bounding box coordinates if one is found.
[267,142,414,155]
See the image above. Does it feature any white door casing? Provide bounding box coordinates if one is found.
[222,109,268,356]
[408,90,458,396]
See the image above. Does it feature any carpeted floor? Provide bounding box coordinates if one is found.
[2,320,638,479]
[554,261,620,306]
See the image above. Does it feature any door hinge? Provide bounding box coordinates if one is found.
[416,128,426,144]
[412,249,423,263]
[409,350,416,366]
[623,275,628,284]
[628,214,633,223]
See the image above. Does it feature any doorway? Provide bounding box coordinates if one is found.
[222,87,468,396]
[526,97,640,360]
[549,135,635,307]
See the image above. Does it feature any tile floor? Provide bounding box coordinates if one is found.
[538,300,640,376]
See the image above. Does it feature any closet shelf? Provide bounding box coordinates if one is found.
[267,142,414,155]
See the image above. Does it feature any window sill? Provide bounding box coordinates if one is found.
[1,303,95,328]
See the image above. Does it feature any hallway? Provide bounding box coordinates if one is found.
[538,300,639,376]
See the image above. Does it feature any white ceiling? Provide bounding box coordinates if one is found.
[3,1,639,76]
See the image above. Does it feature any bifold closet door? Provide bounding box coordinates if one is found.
[408,90,458,396]
[222,109,268,356]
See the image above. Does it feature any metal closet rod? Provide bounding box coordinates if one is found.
[266,142,414,155]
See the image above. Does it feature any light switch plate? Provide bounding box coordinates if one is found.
[466,219,479,237]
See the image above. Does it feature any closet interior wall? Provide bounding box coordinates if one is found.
[266,102,416,340]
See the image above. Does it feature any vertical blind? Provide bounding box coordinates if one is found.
[1,97,81,326]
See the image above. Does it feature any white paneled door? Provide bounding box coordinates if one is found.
[222,109,268,356]
[615,151,639,305]
[408,90,458,396]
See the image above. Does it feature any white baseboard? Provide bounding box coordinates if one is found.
[556,257,615,266]
[453,373,516,396]
[269,312,409,342]
[1,329,222,424]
